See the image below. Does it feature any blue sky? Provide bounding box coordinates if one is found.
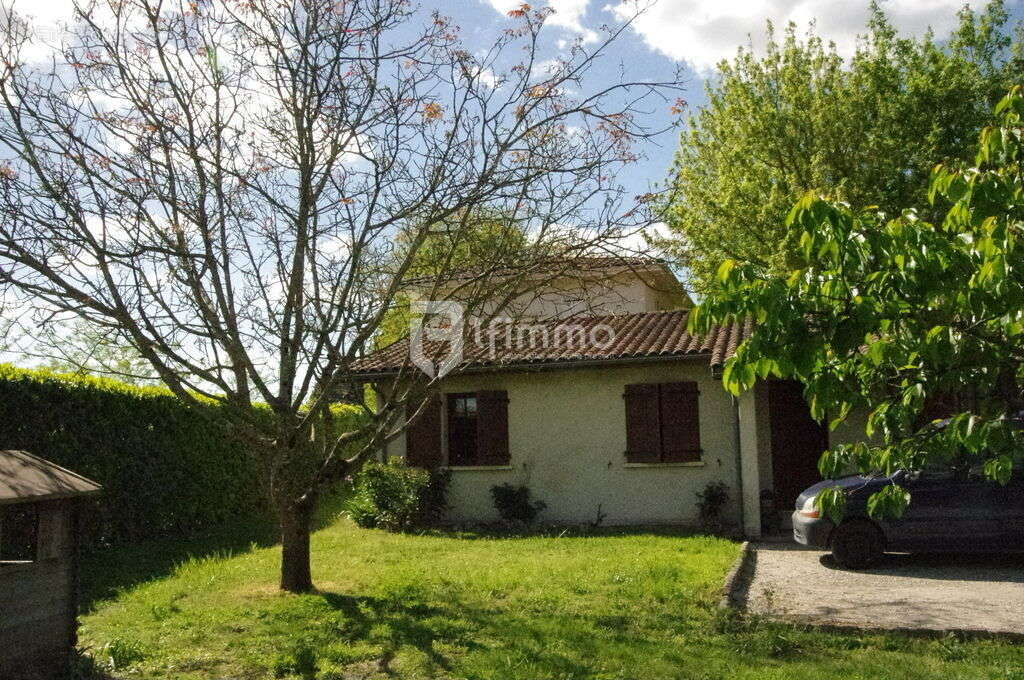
[7,0,1020,206]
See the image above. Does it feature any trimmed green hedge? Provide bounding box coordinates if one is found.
[0,364,269,548]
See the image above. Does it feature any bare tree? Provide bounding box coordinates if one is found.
[0,0,681,591]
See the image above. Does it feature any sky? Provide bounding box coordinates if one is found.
[7,0,1017,206]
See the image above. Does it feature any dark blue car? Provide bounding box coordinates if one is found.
[792,465,1024,568]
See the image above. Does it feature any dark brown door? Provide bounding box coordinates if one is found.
[768,380,829,507]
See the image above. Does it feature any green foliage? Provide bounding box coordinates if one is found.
[662,1,1021,291]
[695,482,730,529]
[401,210,528,279]
[375,210,529,349]
[0,363,272,547]
[815,486,847,524]
[695,86,1024,519]
[271,643,318,679]
[490,483,546,524]
[345,459,450,531]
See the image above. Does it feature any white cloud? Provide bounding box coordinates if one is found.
[4,0,154,62]
[485,0,599,44]
[530,57,562,79]
[477,66,499,88]
[3,0,75,62]
[617,220,669,254]
[4,0,75,29]
[609,0,989,74]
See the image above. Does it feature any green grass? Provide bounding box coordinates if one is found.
[79,511,1024,680]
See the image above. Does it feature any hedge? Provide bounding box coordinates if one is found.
[0,365,296,548]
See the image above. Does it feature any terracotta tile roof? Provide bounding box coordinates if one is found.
[350,310,752,376]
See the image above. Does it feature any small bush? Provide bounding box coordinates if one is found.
[346,459,449,531]
[696,481,729,531]
[417,467,452,526]
[490,483,546,524]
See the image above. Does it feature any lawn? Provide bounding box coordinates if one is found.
[78,512,1024,680]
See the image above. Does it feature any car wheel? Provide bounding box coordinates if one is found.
[830,520,884,569]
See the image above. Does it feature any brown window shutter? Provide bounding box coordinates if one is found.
[476,390,510,465]
[660,381,701,462]
[405,394,442,469]
[624,383,661,463]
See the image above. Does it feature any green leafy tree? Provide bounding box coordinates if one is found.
[692,86,1024,521]
[662,1,1021,292]
[374,210,529,349]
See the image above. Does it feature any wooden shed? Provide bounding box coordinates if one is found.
[0,450,102,679]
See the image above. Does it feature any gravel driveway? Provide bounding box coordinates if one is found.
[741,541,1024,635]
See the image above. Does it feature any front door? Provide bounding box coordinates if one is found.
[769,380,829,508]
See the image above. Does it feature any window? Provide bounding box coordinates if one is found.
[0,505,38,563]
[445,390,510,466]
[623,382,701,464]
[447,393,479,466]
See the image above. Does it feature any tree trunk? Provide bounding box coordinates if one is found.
[279,497,315,593]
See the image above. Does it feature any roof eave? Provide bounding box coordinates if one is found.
[351,351,717,380]
[0,486,103,506]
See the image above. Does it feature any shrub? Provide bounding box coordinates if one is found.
[417,467,452,526]
[696,482,729,531]
[490,483,546,524]
[346,459,449,531]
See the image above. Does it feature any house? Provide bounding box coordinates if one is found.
[352,257,864,536]
[399,256,694,319]
[0,450,102,679]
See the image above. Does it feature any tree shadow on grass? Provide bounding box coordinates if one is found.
[315,591,480,673]
[79,515,278,611]
[79,491,352,611]
[311,589,629,678]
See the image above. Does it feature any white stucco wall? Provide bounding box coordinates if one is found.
[384,359,745,527]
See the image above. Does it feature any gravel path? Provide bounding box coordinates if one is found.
[742,541,1024,635]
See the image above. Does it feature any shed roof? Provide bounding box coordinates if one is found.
[351,309,751,377]
[0,450,102,506]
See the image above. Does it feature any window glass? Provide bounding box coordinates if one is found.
[448,393,479,466]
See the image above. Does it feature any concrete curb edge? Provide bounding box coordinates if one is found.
[718,540,753,609]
